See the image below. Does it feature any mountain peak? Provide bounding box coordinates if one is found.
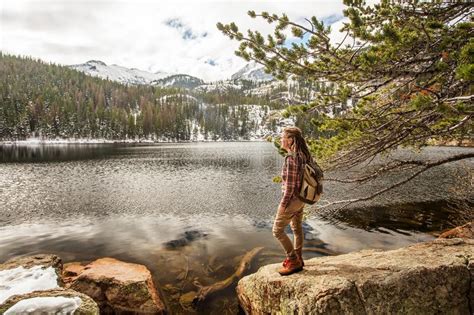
[231,61,273,82]
[69,61,172,85]
[86,60,107,66]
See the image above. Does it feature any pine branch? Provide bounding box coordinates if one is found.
[316,152,474,211]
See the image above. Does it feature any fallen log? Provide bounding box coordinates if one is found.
[180,246,264,306]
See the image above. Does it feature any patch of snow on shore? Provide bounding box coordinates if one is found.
[5,296,82,314]
[0,266,59,303]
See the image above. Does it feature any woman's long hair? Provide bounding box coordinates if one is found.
[283,126,312,163]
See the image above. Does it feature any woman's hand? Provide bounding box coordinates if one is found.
[278,204,286,213]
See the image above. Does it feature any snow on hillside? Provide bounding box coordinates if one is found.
[69,60,275,87]
[68,60,311,106]
[243,105,296,139]
[151,74,204,89]
[188,104,294,141]
[194,81,242,93]
[68,60,320,109]
[245,80,286,97]
[230,61,274,82]
[63,60,320,141]
[69,60,170,85]
[158,93,198,103]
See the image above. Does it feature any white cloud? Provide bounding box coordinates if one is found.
[1,0,356,81]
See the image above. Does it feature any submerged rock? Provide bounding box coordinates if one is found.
[163,229,208,249]
[439,221,474,239]
[0,289,99,315]
[64,257,167,314]
[237,238,474,314]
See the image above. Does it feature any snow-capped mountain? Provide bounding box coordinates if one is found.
[230,61,274,82]
[68,60,321,107]
[69,60,170,85]
[151,74,204,89]
[69,60,275,89]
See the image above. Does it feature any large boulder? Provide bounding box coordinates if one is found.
[0,254,63,304]
[439,221,474,239]
[237,238,474,314]
[0,289,99,315]
[63,257,167,314]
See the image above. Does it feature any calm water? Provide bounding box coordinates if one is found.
[1,142,462,314]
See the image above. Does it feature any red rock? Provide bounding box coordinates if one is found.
[64,257,166,314]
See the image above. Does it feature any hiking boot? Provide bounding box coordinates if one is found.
[278,256,303,276]
[296,249,304,267]
[282,250,304,268]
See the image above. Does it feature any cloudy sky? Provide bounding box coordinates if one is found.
[1,0,354,82]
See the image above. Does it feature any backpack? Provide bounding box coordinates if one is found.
[296,153,324,204]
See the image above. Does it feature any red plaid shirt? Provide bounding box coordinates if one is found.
[280,152,302,208]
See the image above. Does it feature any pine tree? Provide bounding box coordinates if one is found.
[218,1,473,162]
[218,0,474,205]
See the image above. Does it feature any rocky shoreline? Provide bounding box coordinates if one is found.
[238,239,473,314]
[235,221,473,315]
[0,222,472,314]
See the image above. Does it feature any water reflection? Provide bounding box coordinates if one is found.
[0,143,279,171]
[0,213,434,314]
[0,143,120,163]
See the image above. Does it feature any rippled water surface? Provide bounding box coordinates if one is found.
[3,142,466,314]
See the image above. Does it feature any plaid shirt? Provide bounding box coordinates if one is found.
[280,152,302,208]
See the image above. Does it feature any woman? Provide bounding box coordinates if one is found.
[273,126,312,276]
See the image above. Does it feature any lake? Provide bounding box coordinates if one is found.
[1,141,469,314]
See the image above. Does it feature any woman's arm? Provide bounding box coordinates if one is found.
[279,155,298,209]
